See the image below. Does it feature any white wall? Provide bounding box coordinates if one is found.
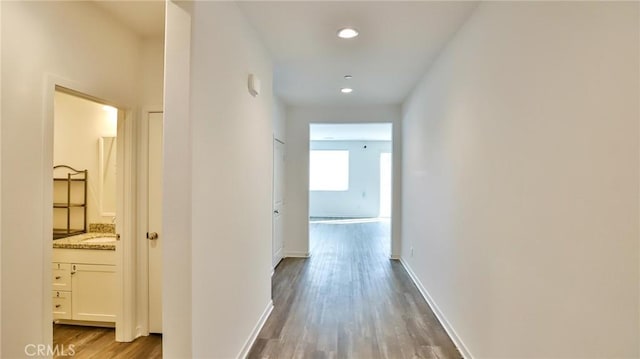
[189,2,274,357]
[310,140,391,218]
[401,2,639,358]
[139,36,164,111]
[285,105,402,257]
[140,37,165,110]
[54,91,118,228]
[1,1,141,356]
[162,1,193,357]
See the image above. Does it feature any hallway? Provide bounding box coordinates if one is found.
[249,219,461,358]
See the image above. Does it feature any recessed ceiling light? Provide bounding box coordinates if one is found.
[341,88,353,94]
[337,27,359,39]
[344,75,353,80]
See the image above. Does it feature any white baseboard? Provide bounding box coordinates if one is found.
[284,251,310,258]
[237,300,274,359]
[390,254,401,260]
[399,258,473,359]
[273,247,284,268]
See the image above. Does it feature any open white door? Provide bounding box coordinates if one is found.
[273,139,285,268]
[148,112,163,333]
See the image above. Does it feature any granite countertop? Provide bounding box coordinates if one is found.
[53,232,117,250]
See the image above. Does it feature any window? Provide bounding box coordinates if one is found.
[309,150,349,191]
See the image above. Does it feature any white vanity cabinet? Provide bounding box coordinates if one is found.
[52,248,116,325]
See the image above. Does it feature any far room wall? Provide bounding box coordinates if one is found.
[310,140,391,218]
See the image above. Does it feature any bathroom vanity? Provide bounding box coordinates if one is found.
[51,165,119,326]
[52,232,117,326]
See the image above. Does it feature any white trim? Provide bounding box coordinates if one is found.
[399,258,473,359]
[284,251,310,258]
[43,76,138,344]
[42,74,58,350]
[0,0,2,348]
[43,75,111,346]
[273,247,284,269]
[236,300,274,359]
[390,254,400,260]
[117,108,138,342]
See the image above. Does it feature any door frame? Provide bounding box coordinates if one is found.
[136,109,163,336]
[306,122,396,258]
[379,152,392,219]
[42,75,138,343]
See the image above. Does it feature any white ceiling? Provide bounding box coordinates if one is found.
[238,1,478,106]
[92,0,165,38]
[310,123,392,141]
[89,1,477,106]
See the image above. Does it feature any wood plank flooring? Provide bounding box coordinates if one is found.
[53,324,161,359]
[249,218,461,359]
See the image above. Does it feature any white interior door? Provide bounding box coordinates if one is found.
[273,139,285,268]
[148,112,163,333]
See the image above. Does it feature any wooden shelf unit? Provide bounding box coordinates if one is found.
[53,165,88,239]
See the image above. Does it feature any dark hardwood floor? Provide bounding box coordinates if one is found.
[249,218,461,359]
[53,324,161,359]
[52,218,458,358]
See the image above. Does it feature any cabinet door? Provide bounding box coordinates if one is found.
[71,264,117,322]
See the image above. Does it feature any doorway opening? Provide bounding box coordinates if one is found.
[50,87,126,353]
[308,123,393,257]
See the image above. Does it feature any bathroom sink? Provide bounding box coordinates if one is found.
[83,237,116,244]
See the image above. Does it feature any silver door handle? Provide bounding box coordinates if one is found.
[147,232,159,240]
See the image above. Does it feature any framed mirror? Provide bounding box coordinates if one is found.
[99,136,117,217]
